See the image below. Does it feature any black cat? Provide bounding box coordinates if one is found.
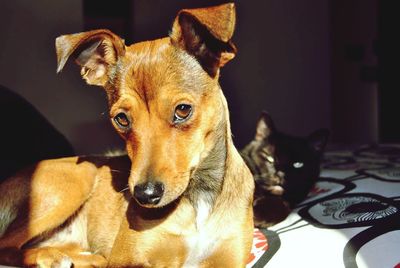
[241,112,329,227]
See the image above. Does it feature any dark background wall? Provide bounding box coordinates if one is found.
[0,0,382,155]
[331,0,378,144]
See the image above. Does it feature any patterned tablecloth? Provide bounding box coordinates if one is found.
[247,144,400,268]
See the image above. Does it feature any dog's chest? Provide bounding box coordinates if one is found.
[182,198,220,267]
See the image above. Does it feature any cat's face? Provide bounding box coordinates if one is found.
[273,133,327,205]
[241,112,329,206]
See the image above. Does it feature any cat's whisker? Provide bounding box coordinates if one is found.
[261,147,270,154]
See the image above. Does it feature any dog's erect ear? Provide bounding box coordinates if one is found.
[55,29,125,86]
[255,111,275,141]
[170,3,237,77]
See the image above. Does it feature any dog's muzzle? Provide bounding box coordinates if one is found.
[133,181,165,206]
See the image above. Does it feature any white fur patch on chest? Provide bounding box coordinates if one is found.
[183,197,219,268]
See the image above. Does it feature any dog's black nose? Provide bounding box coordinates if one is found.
[133,181,164,205]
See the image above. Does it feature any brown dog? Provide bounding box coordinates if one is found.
[0,3,254,268]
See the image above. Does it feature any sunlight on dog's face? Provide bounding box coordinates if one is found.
[109,38,223,207]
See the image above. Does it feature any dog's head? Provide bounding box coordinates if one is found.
[56,3,237,208]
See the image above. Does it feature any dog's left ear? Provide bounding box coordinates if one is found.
[170,3,237,77]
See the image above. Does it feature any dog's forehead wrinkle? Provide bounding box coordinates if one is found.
[116,41,175,101]
[128,39,171,73]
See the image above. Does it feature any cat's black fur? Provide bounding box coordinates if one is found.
[241,112,329,227]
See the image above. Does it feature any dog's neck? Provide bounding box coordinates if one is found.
[184,117,227,221]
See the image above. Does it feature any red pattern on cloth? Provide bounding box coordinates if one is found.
[309,185,330,196]
[246,228,268,267]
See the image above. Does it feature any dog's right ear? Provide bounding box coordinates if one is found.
[170,3,237,78]
[55,29,125,87]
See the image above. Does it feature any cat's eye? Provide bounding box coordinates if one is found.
[293,162,304,168]
[266,155,275,163]
[173,104,192,123]
[114,112,131,130]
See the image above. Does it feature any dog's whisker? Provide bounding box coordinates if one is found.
[110,169,123,173]
[110,169,130,173]
[119,187,130,193]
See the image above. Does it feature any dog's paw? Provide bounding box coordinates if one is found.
[24,248,72,268]
[38,256,72,268]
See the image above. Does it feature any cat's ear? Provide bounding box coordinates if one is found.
[308,128,330,153]
[255,111,275,141]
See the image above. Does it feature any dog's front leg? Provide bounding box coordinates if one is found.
[0,158,99,255]
[0,244,107,268]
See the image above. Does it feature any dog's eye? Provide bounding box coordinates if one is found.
[114,112,131,129]
[174,104,192,123]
